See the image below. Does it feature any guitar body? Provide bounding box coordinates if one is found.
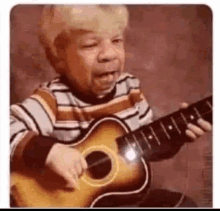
[11,117,151,207]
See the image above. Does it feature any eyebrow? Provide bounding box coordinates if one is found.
[77,34,98,43]
[79,33,124,41]
[112,34,124,39]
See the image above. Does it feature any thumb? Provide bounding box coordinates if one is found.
[63,170,79,190]
[53,165,79,190]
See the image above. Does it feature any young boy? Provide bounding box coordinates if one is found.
[10,5,212,207]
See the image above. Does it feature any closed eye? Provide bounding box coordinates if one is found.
[112,38,124,44]
[81,43,98,49]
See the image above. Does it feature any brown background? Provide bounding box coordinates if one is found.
[10,4,212,207]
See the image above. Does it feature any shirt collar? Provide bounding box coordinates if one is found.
[59,75,116,105]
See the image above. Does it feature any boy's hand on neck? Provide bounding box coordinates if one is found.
[180,102,212,140]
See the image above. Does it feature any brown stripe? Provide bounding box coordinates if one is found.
[57,91,142,121]
[32,88,57,116]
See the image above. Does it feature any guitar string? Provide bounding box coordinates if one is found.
[84,110,212,170]
[87,156,111,169]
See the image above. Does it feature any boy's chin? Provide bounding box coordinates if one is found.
[94,86,115,99]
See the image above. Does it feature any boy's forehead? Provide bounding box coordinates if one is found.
[68,17,126,36]
[72,29,124,40]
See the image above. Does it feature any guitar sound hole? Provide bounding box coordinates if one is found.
[85,151,112,179]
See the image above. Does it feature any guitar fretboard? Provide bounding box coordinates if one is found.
[117,96,212,160]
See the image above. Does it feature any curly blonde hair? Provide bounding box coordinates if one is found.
[39,5,129,73]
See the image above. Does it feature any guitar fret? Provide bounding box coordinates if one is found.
[193,106,202,118]
[149,126,161,146]
[140,130,152,150]
[124,136,133,149]
[206,101,212,110]
[180,112,188,125]
[171,117,181,134]
[132,134,144,154]
[160,121,171,139]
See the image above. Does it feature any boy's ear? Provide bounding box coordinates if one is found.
[44,46,66,74]
[55,59,66,74]
[55,48,67,71]
[56,47,66,59]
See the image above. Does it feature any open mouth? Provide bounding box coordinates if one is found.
[95,71,119,82]
[93,70,120,92]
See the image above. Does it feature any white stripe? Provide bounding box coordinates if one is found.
[30,95,56,124]
[11,105,38,133]
[55,120,91,128]
[139,109,153,126]
[49,82,69,90]
[54,92,72,105]
[49,78,60,84]
[10,120,27,138]
[10,115,18,124]
[116,103,138,119]
[124,116,140,131]
[138,100,150,116]
[10,131,28,158]
[116,72,138,83]
[23,98,53,136]
[115,81,139,97]
[52,129,81,142]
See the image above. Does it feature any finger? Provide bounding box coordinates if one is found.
[74,161,83,176]
[54,167,78,190]
[180,102,188,109]
[187,123,205,136]
[185,129,197,140]
[197,119,212,132]
[68,168,79,189]
[80,157,88,170]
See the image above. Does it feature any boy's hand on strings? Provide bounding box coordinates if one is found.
[180,102,212,140]
[45,143,88,190]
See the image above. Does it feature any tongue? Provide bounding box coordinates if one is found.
[98,73,114,83]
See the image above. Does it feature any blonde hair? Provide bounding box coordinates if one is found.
[39,5,129,73]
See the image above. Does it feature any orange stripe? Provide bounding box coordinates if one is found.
[57,91,142,121]
[32,88,57,117]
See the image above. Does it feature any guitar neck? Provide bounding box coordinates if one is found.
[117,96,212,160]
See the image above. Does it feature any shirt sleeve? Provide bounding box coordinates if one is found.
[10,86,58,171]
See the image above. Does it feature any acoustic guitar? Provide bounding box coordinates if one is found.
[11,96,212,207]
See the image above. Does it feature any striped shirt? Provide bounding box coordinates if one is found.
[10,72,153,170]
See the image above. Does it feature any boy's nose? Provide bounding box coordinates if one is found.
[98,43,117,63]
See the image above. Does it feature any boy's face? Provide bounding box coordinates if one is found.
[62,29,125,98]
